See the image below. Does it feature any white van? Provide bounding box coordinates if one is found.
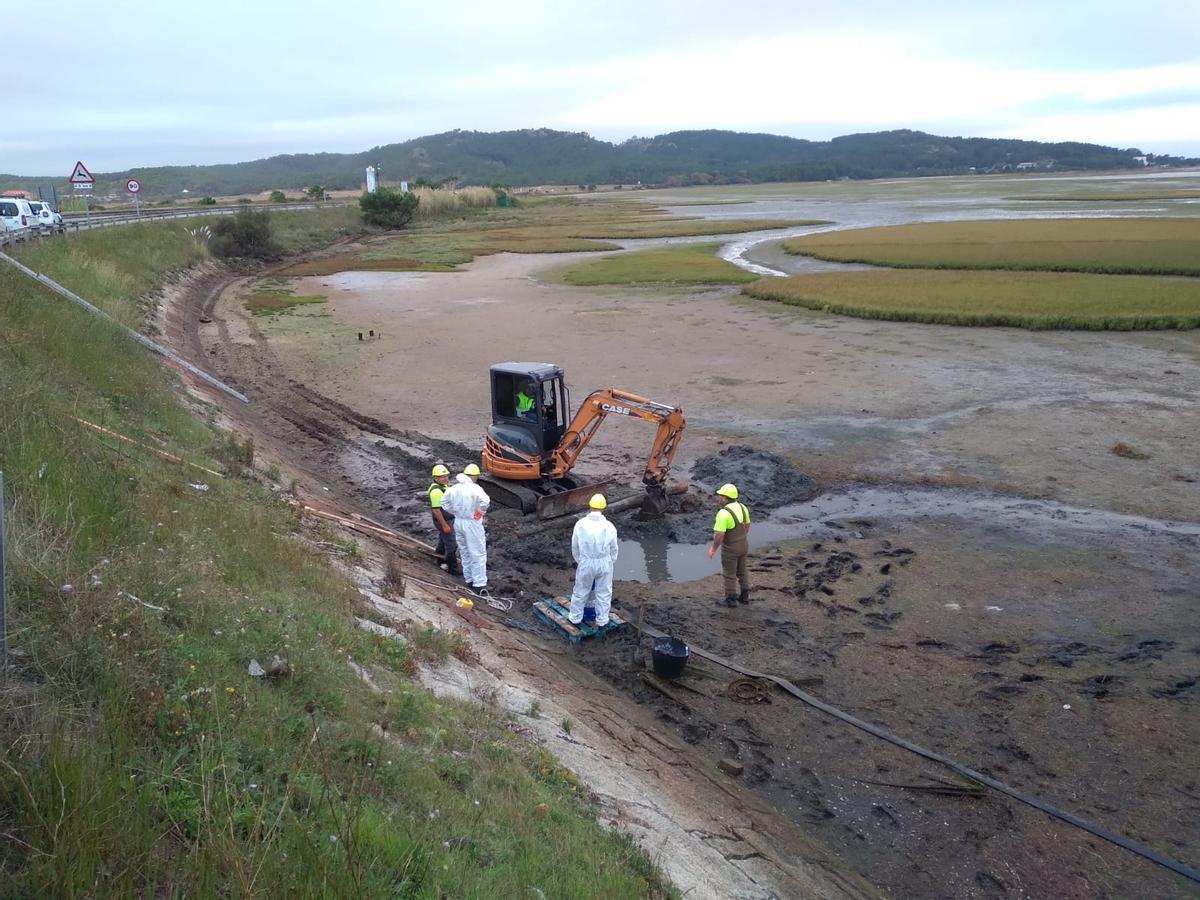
[0,197,35,233]
[27,200,64,233]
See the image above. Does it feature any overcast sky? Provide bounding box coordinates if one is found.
[5,0,1199,174]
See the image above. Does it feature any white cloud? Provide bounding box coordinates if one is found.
[3,3,1199,170]
[554,33,1200,147]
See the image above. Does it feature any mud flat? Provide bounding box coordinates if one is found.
[176,229,1200,898]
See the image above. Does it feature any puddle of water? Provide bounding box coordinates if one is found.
[614,486,1200,583]
[615,519,803,583]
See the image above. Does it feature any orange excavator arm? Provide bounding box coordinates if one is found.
[548,388,686,486]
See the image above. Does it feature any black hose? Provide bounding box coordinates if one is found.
[638,622,1200,884]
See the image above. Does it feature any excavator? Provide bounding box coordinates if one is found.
[480,361,686,519]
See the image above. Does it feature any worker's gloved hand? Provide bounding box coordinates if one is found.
[473,510,483,521]
[441,524,452,534]
[708,546,716,559]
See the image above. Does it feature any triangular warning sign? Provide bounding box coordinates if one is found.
[69,160,95,184]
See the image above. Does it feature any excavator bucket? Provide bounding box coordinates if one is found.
[535,479,613,520]
[638,483,670,519]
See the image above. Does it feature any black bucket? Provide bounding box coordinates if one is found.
[652,637,689,679]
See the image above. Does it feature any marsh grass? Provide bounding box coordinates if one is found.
[243,288,327,316]
[275,198,816,276]
[409,187,498,219]
[557,217,825,239]
[275,255,452,276]
[560,242,757,285]
[0,228,676,897]
[1111,442,1151,459]
[744,269,1200,330]
[783,218,1200,275]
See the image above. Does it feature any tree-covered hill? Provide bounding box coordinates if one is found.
[3,127,1194,199]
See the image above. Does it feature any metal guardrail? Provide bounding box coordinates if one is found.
[59,201,347,231]
[0,227,39,248]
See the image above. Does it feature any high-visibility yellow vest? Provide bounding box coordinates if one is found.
[428,482,445,509]
[713,501,750,532]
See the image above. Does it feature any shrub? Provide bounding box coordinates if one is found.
[237,197,252,204]
[305,185,326,201]
[269,190,287,203]
[198,196,217,206]
[359,187,419,229]
[208,208,279,259]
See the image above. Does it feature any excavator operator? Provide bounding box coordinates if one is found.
[516,377,537,420]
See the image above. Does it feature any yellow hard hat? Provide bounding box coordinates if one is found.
[431,464,450,478]
[464,463,481,476]
[716,483,739,500]
[589,493,607,510]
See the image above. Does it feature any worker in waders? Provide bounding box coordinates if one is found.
[569,493,619,627]
[428,464,459,576]
[708,483,751,607]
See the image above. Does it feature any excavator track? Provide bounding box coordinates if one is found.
[478,474,613,519]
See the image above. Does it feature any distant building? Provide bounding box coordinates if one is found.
[1134,156,1148,166]
[0,189,33,199]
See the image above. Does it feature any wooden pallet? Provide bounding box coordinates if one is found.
[532,596,628,643]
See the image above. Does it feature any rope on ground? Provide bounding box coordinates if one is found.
[726,677,773,704]
[398,572,515,612]
[638,621,1200,885]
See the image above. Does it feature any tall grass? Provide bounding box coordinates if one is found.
[0,225,674,896]
[744,269,1200,330]
[782,218,1200,276]
[411,187,498,219]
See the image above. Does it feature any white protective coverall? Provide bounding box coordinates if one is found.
[440,474,491,588]
[569,510,619,626]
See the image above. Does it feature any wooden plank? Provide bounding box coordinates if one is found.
[533,601,581,640]
[549,596,627,627]
[536,597,628,642]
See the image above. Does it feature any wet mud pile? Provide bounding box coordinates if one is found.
[617,446,821,545]
[690,444,819,510]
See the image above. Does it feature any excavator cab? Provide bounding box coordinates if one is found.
[482,361,684,518]
[487,362,569,466]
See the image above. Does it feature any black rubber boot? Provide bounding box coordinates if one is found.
[719,594,739,608]
[738,588,751,605]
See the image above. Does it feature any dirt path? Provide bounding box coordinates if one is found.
[162,249,1200,899]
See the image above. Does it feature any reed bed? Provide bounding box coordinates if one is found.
[744,269,1200,330]
[783,218,1200,275]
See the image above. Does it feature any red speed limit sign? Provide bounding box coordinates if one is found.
[126,179,141,194]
